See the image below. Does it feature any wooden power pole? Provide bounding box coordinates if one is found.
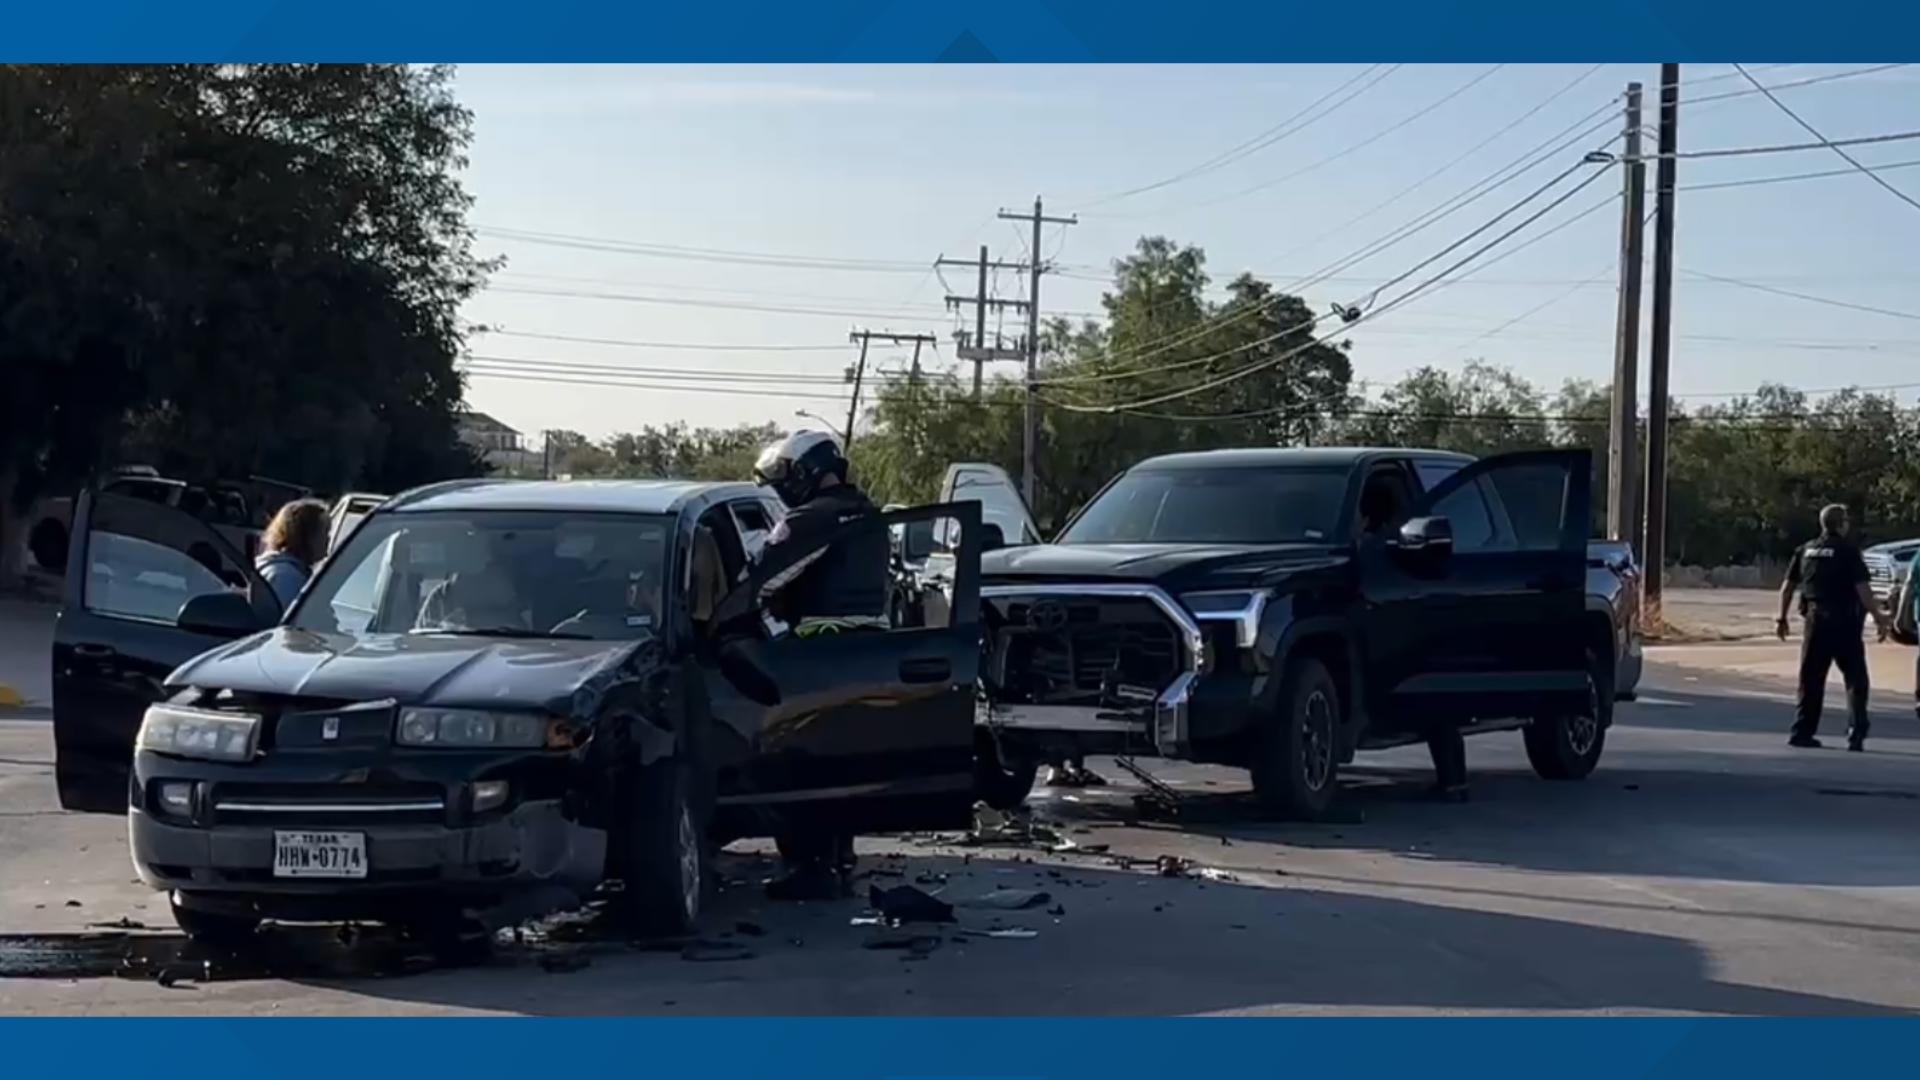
[940,246,1028,400]
[996,197,1076,508]
[844,329,937,450]
[1608,81,1647,555]
[1643,64,1680,618]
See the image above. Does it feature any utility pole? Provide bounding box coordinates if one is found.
[1643,63,1680,620]
[939,246,1028,400]
[541,430,554,480]
[844,329,937,449]
[1608,81,1647,556]
[997,197,1076,507]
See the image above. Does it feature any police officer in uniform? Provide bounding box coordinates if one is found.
[1776,504,1891,750]
[750,430,890,899]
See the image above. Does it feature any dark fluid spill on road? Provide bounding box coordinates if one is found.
[0,926,484,983]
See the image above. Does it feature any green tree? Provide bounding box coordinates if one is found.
[0,64,487,581]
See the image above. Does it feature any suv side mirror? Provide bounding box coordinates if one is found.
[900,519,935,562]
[1395,516,1453,555]
[177,591,266,637]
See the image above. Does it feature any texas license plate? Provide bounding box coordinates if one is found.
[272,831,368,879]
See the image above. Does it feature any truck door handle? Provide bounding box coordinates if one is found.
[899,657,952,683]
[73,644,117,660]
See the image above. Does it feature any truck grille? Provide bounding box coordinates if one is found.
[987,594,1185,706]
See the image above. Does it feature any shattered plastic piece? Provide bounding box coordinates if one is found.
[863,930,943,953]
[848,915,884,927]
[1195,867,1240,884]
[1046,903,1066,917]
[953,887,1052,911]
[983,928,1038,939]
[1155,855,1194,878]
[869,884,956,925]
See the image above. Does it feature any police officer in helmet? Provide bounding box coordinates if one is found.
[750,429,890,898]
[1776,503,1892,751]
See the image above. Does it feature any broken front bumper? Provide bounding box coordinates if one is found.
[976,583,1207,759]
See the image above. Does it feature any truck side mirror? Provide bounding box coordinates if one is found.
[980,524,1007,553]
[177,591,267,638]
[1395,516,1453,555]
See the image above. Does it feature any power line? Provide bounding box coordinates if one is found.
[1119,65,1507,218]
[1272,65,1607,260]
[460,368,856,403]
[1679,156,1920,192]
[1073,64,1399,209]
[1051,162,1618,413]
[485,284,948,323]
[479,329,847,353]
[1678,267,1920,322]
[1688,63,1910,107]
[1634,127,1920,161]
[1731,62,1920,216]
[476,226,928,274]
[463,354,852,383]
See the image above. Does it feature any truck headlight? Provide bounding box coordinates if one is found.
[136,705,261,763]
[396,708,550,749]
[1181,590,1268,650]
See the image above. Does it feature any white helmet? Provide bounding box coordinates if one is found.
[753,429,848,507]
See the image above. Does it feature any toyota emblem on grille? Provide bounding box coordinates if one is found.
[322,716,340,742]
[1025,599,1070,631]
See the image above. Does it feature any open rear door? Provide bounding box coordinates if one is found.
[53,489,281,812]
[702,502,983,835]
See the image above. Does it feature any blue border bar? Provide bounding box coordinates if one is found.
[5,1,1920,61]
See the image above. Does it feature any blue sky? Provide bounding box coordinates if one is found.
[454,63,1920,441]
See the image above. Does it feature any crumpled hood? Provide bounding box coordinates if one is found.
[982,542,1346,591]
[167,626,659,714]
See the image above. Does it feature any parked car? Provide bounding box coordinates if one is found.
[52,478,985,941]
[953,447,1635,818]
[326,492,388,554]
[1865,539,1919,619]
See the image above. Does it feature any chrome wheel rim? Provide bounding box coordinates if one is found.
[675,800,702,922]
[1301,689,1335,791]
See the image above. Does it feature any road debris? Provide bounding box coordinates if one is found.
[952,886,1053,911]
[868,884,956,924]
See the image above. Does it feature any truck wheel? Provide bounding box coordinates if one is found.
[29,519,68,573]
[1524,649,1610,780]
[1252,657,1341,821]
[169,892,261,946]
[614,758,707,937]
[974,730,1039,811]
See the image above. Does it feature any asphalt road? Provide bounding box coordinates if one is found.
[2,647,1917,1015]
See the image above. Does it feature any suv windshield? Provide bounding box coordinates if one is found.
[293,510,673,641]
[1058,467,1348,545]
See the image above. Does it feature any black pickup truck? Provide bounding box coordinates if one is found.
[954,447,1636,819]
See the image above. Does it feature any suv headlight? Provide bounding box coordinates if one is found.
[396,708,550,749]
[136,704,261,763]
[1181,590,1268,650]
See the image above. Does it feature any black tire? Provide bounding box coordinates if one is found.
[1524,649,1611,780]
[613,758,708,937]
[169,893,261,946]
[1251,656,1342,821]
[29,519,68,574]
[973,730,1039,811]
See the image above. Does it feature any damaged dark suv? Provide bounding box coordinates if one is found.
[52,479,984,941]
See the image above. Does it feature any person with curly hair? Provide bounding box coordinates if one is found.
[255,499,330,608]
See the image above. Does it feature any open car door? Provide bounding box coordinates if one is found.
[53,489,282,812]
[702,502,983,836]
[327,492,387,555]
[1365,449,1593,727]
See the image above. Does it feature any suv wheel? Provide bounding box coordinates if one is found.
[169,892,261,946]
[1251,656,1341,821]
[1524,649,1611,780]
[615,758,707,936]
[974,730,1039,811]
